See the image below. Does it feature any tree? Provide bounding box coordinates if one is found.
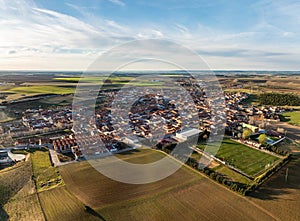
[258,133,267,145]
[242,129,252,140]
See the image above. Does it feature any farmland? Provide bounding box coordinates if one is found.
[39,186,101,221]
[197,138,280,177]
[1,146,298,221]
[7,85,75,95]
[2,180,45,221]
[59,149,278,221]
[248,155,300,220]
[2,75,165,103]
[59,149,201,208]
[53,76,133,83]
[0,159,45,221]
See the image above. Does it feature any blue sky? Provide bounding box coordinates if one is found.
[0,0,300,70]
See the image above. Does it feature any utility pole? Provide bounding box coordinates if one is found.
[285,168,289,183]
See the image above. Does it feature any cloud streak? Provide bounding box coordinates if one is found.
[108,0,126,7]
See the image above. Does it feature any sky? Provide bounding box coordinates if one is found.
[0,0,300,71]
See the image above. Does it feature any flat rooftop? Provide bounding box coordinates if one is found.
[177,128,202,137]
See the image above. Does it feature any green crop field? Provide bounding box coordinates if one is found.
[7,85,75,95]
[197,138,280,177]
[281,111,300,126]
[59,149,276,221]
[30,148,64,192]
[54,76,165,87]
[39,186,100,221]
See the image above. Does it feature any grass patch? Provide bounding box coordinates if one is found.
[213,165,252,184]
[197,138,280,177]
[30,148,64,192]
[280,111,300,126]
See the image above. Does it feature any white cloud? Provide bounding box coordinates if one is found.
[0,0,132,70]
[108,0,125,7]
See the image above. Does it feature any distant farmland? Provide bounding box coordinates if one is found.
[7,85,75,95]
[59,149,277,221]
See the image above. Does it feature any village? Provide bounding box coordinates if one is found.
[0,76,293,167]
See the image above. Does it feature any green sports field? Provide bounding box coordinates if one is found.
[198,138,280,177]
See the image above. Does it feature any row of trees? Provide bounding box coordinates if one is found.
[266,144,289,156]
[259,92,300,106]
[184,156,249,195]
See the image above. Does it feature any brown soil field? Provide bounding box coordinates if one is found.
[0,160,45,221]
[59,150,201,208]
[248,155,300,221]
[59,149,283,221]
[38,186,101,221]
[3,180,45,221]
